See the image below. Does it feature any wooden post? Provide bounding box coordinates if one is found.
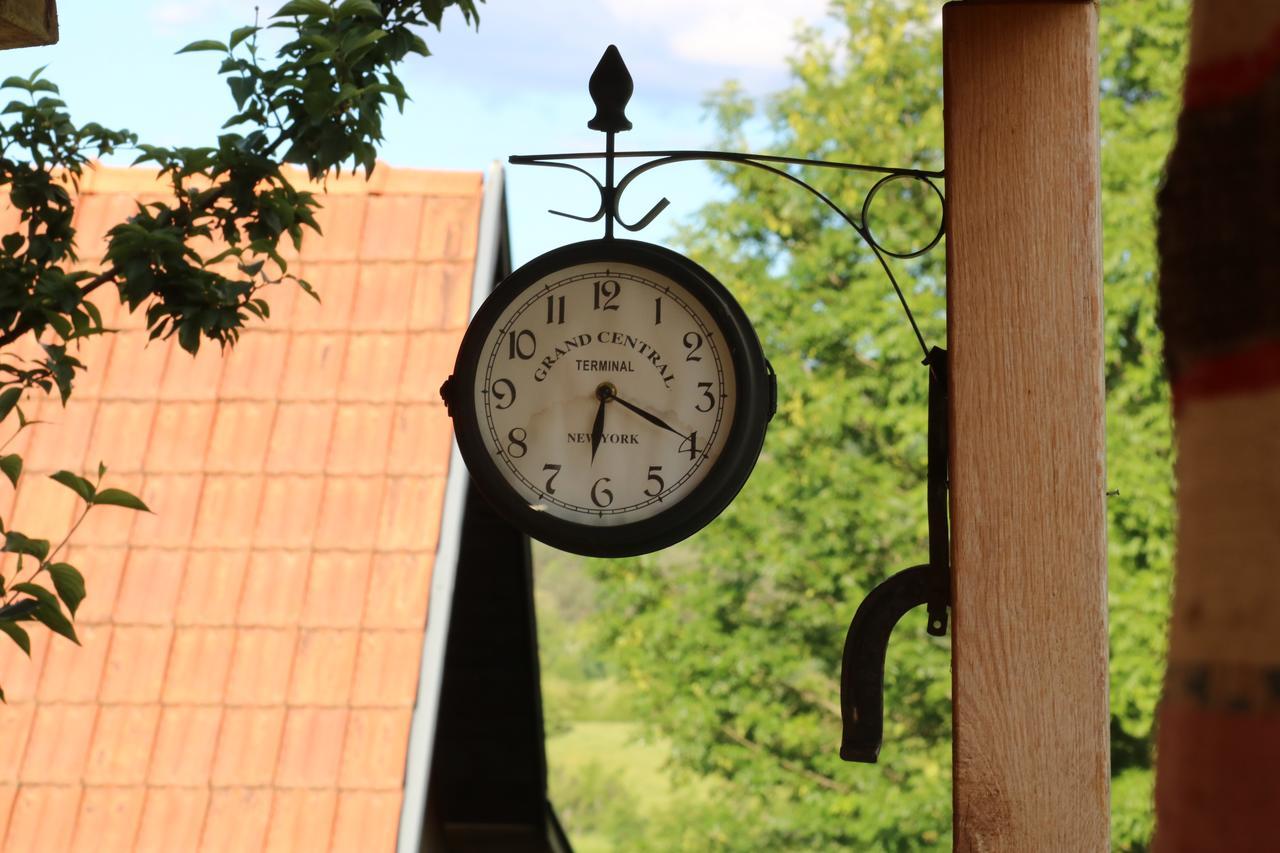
[943,2,1109,849]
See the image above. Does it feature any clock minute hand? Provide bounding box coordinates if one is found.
[610,392,688,440]
[590,395,607,463]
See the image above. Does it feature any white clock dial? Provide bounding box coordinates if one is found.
[472,261,737,525]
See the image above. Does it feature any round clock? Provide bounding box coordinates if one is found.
[442,239,775,557]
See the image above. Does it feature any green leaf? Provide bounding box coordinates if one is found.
[13,583,77,645]
[47,563,85,617]
[0,386,21,422]
[0,454,21,487]
[274,0,332,17]
[177,39,228,55]
[50,470,95,502]
[0,621,30,656]
[3,531,49,561]
[92,488,151,512]
[0,598,38,622]
[228,25,258,50]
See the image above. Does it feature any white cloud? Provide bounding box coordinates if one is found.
[602,0,828,71]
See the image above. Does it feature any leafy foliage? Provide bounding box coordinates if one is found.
[581,0,1186,848]
[0,0,482,695]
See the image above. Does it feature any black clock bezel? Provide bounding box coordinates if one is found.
[447,238,773,558]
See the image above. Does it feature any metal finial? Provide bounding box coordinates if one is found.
[587,45,633,133]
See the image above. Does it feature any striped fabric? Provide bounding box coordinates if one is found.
[1154,1,1280,849]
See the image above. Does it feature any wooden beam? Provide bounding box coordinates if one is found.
[942,2,1109,849]
[0,0,57,50]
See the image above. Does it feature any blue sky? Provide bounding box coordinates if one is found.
[3,0,830,265]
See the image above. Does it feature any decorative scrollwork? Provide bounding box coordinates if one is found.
[509,148,946,358]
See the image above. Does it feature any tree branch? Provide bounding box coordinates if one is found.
[719,725,851,793]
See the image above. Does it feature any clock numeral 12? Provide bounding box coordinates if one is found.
[594,279,620,311]
[545,294,565,325]
[654,296,662,325]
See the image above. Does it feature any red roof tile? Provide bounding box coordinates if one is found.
[21,703,96,783]
[148,705,222,785]
[84,705,161,785]
[70,785,146,852]
[265,789,337,852]
[135,787,209,852]
[0,164,484,852]
[212,707,286,787]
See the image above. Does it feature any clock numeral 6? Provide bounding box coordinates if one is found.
[644,465,664,497]
[678,431,700,460]
[491,378,516,410]
[695,382,715,413]
[507,427,528,458]
[594,279,620,311]
[683,331,703,362]
[591,476,614,508]
[542,463,562,495]
[507,329,536,360]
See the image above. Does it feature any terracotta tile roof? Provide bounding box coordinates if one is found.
[0,163,484,850]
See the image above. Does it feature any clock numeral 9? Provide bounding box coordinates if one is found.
[683,331,703,362]
[491,378,516,410]
[507,427,528,458]
[545,294,565,325]
[695,382,715,412]
[542,463,561,495]
[507,329,536,360]
[644,465,664,497]
[591,477,614,508]
[594,279,620,311]
[678,431,699,460]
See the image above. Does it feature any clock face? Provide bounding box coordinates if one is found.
[474,260,738,525]
[447,240,773,557]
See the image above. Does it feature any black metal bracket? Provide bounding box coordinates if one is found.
[840,347,950,762]
[509,45,946,361]
[506,45,953,769]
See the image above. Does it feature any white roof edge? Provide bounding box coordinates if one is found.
[397,160,507,853]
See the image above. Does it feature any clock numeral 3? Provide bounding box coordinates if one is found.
[591,477,614,508]
[542,463,562,495]
[695,382,715,412]
[678,431,700,460]
[644,465,664,497]
[683,331,703,362]
[507,427,528,458]
[491,378,516,410]
[594,279,621,311]
[545,295,565,325]
[507,329,536,360]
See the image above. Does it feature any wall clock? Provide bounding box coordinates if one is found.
[441,238,775,557]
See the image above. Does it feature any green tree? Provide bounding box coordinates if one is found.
[586,0,1185,848]
[0,0,482,695]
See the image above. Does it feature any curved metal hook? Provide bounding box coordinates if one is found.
[528,160,608,223]
[840,564,932,763]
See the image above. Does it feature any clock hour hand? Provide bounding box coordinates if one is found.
[590,395,607,463]
[609,392,688,440]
